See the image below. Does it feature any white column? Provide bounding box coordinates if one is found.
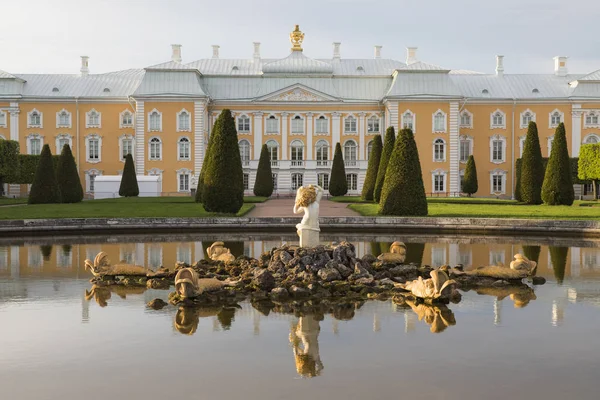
[387,101,398,132]
[10,246,19,279]
[306,112,313,160]
[572,104,582,157]
[9,102,19,141]
[193,101,206,178]
[358,112,366,160]
[134,100,145,175]
[449,101,460,196]
[253,112,263,159]
[281,112,288,160]
[332,112,341,146]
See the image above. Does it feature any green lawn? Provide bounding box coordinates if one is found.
[0,197,28,206]
[330,196,519,205]
[0,197,255,219]
[349,201,600,220]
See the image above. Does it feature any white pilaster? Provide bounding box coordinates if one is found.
[134,100,145,175]
[281,112,288,160]
[332,112,341,146]
[306,112,314,160]
[253,112,263,159]
[9,102,19,141]
[449,101,460,196]
[572,104,582,157]
[358,112,366,160]
[194,101,206,178]
[387,101,398,132]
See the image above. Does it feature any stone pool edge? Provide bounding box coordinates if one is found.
[1,217,599,237]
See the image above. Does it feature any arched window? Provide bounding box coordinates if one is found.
[585,111,599,127]
[178,137,190,160]
[57,109,71,128]
[291,115,304,134]
[238,115,250,133]
[583,134,600,144]
[86,109,101,128]
[149,137,162,160]
[491,110,505,128]
[239,139,251,165]
[344,140,357,166]
[120,110,133,128]
[290,140,304,166]
[344,116,357,134]
[550,110,562,128]
[149,110,162,131]
[366,140,373,160]
[459,135,472,163]
[316,140,329,166]
[177,110,191,132]
[402,111,415,131]
[460,111,472,128]
[432,170,446,193]
[315,116,328,134]
[119,134,134,161]
[521,110,535,128]
[56,134,72,154]
[28,109,42,127]
[434,138,446,162]
[433,111,446,132]
[291,173,303,190]
[177,168,191,192]
[266,140,279,166]
[27,134,43,155]
[367,115,380,133]
[266,115,279,134]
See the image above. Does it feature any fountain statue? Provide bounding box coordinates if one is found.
[207,241,236,263]
[509,253,537,276]
[293,185,324,248]
[289,315,323,377]
[377,241,407,263]
[174,267,239,298]
[84,252,147,278]
[396,269,458,302]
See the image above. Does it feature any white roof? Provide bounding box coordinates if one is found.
[262,51,333,74]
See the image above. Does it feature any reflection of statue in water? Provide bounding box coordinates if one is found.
[475,284,537,308]
[84,284,147,307]
[293,185,324,248]
[289,315,323,378]
[174,305,238,335]
[406,300,456,333]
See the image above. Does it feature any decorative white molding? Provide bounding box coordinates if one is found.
[343,114,358,135]
[26,133,43,155]
[489,134,507,164]
[148,108,162,132]
[549,109,564,129]
[265,114,280,135]
[85,108,101,128]
[519,135,526,157]
[177,136,191,161]
[135,101,145,174]
[148,136,162,161]
[85,133,102,163]
[489,168,508,195]
[118,134,135,162]
[176,108,191,132]
[237,113,251,134]
[194,101,206,180]
[27,108,43,128]
[84,168,102,193]
[176,168,192,192]
[584,110,600,128]
[386,101,398,132]
[55,133,73,154]
[459,109,473,129]
[343,139,358,166]
[290,139,305,166]
[431,169,447,193]
[290,114,305,135]
[257,84,339,102]
[520,108,536,129]
[366,114,381,134]
[314,114,329,136]
[433,138,446,162]
[252,111,263,159]
[119,109,134,128]
[401,109,416,133]
[238,139,251,166]
[0,110,7,128]
[449,102,459,195]
[432,109,447,133]
[582,133,600,144]
[56,109,72,128]
[490,109,506,129]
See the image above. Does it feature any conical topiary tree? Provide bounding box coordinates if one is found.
[520,121,544,204]
[328,142,347,196]
[28,144,60,204]
[56,144,83,203]
[542,123,574,205]
[462,155,478,196]
[119,154,139,197]
[202,109,244,213]
[373,126,395,202]
[253,144,273,197]
[515,159,523,202]
[379,128,428,216]
[361,135,382,201]
[195,117,221,203]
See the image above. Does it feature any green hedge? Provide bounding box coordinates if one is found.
[16,154,61,184]
[0,140,20,185]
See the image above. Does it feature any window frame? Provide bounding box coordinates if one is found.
[460,110,473,129]
[85,168,102,193]
[317,173,329,191]
[27,109,43,128]
[239,139,251,166]
[315,115,329,135]
[176,168,192,192]
[0,110,7,128]
[290,139,304,166]
[148,136,162,161]
[432,110,447,133]
[489,169,507,195]
[237,114,251,133]
[490,109,506,129]
[55,133,72,154]
[148,109,162,132]
[583,133,600,144]
[176,109,191,132]
[490,134,507,164]
[520,109,536,129]
[433,138,446,162]
[585,111,600,128]
[120,109,134,128]
[291,115,305,135]
[291,173,304,190]
[266,139,279,166]
[402,110,416,132]
[344,115,357,134]
[459,135,473,163]
[431,169,447,194]
[266,115,279,134]
[56,109,72,128]
[26,133,43,155]
[178,136,191,161]
[86,108,101,128]
[346,173,358,191]
[316,140,329,166]
[367,115,380,134]
[85,133,102,163]
[119,134,135,162]
[549,109,563,128]
[343,139,357,166]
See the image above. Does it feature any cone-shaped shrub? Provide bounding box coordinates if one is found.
[515,159,523,202]
[373,126,395,202]
[28,144,60,204]
[202,109,244,213]
[379,128,427,216]
[56,144,83,203]
[361,135,382,201]
[195,117,221,203]
[119,154,139,197]
[253,144,273,197]
[542,123,574,205]
[328,142,347,196]
[462,155,478,196]
[549,246,568,285]
[520,121,544,204]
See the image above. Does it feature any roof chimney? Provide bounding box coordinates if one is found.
[406,47,418,65]
[212,45,220,59]
[253,42,261,62]
[554,56,568,76]
[333,42,341,60]
[374,45,382,59]
[495,55,504,77]
[80,56,89,76]
[171,44,182,63]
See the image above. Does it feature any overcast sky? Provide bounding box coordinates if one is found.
[2,0,599,75]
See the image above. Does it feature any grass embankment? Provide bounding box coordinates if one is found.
[0,196,262,220]
[349,200,600,220]
[0,197,28,206]
[329,196,519,205]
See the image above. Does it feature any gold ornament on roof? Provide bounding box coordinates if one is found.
[290,24,305,52]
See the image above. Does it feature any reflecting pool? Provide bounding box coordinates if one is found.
[1,233,599,400]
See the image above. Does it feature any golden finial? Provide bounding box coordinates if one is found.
[290,24,305,52]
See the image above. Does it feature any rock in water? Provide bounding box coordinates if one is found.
[270,287,289,300]
[253,269,275,291]
[332,262,353,279]
[147,298,167,310]
[318,266,342,282]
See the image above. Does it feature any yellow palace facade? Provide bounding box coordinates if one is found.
[1,25,600,198]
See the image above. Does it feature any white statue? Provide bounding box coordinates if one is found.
[293,185,324,248]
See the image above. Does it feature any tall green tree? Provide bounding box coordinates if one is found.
[0,139,19,196]
[56,144,84,203]
[253,144,273,197]
[361,135,382,201]
[328,142,348,196]
[462,155,478,196]
[202,109,244,213]
[379,128,428,216]
[28,144,60,204]
[373,126,396,202]
[195,117,221,203]
[119,154,139,197]
[578,143,600,200]
[515,159,523,201]
[520,121,544,204]
[542,123,574,205]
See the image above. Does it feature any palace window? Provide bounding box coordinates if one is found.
[489,169,507,195]
[290,140,304,166]
[243,173,249,190]
[120,135,134,161]
[149,137,162,160]
[56,134,72,153]
[344,140,357,166]
[266,115,279,134]
[315,116,328,134]
[433,110,446,132]
[346,173,358,191]
[490,135,506,163]
[291,173,303,190]
[291,115,304,134]
[583,134,600,144]
[239,139,251,166]
[28,109,42,127]
[521,110,535,128]
[238,115,250,133]
[178,137,191,160]
[86,109,101,128]
[432,171,446,193]
[316,140,329,166]
[402,110,415,131]
[366,140,373,160]
[177,109,191,132]
[492,174,504,193]
[344,116,357,133]
[0,111,6,128]
[85,169,102,193]
[460,110,473,128]
[491,110,505,128]
[27,134,43,155]
[434,138,446,162]
[585,112,599,127]
[86,134,101,163]
[120,110,133,127]
[177,169,191,192]
[550,110,563,128]
[459,136,472,163]
[317,173,329,191]
[367,115,380,133]
[149,110,162,131]
[266,140,279,166]
[272,173,278,190]
[57,109,71,128]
